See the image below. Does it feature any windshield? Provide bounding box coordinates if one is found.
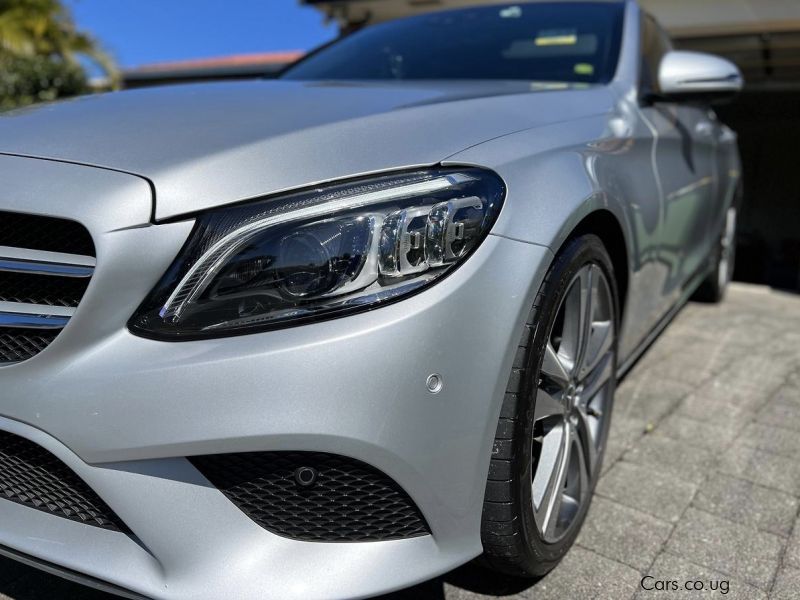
[282,2,625,84]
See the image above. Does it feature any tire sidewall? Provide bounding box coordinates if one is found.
[514,235,620,567]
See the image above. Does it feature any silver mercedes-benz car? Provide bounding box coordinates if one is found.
[0,1,742,598]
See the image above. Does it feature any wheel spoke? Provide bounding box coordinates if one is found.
[533,422,571,539]
[535,387,566,422]
[574,404,599,476]
[532,423,566,508]
[581,350,613,404]
[542,342,571,387]
[573,266,598,377]
[558,272,585,376]
[573,434,591,503]
[581,319,613,379]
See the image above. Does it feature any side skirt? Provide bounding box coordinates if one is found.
[617,261,713,379]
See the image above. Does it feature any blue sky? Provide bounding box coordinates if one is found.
[66,0,337,69]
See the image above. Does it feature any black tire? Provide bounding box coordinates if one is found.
[693,204,737,304]
[480,234,619,577]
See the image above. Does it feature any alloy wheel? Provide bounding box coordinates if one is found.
[531,263,615,543]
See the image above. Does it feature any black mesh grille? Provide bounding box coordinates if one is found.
[0,327,59,363]
[0,431,128,532]
[0,211,95,256]
[0,272,89,307]
[0,211,95,364]
[191,452,430,542]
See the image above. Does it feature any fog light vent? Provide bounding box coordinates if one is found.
[190,451,430,542]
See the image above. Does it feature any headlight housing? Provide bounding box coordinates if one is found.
[129,168,505,339]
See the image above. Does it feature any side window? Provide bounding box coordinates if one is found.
[640,14,673,97]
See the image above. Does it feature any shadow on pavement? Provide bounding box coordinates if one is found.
[380,561,540,599]
[0,556,541,600]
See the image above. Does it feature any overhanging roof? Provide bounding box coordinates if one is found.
[304,0,800,36]
[121,51,304,88]
[303,0,800,89]
[639,0,800,37]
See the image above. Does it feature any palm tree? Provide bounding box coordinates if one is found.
[0,0,117,108]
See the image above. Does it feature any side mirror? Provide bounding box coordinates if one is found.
[658,51,744,103]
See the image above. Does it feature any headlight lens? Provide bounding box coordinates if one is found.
[129,168,504,339]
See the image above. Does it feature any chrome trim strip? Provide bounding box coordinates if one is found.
[0,312,69,330]
[0,245,95,278]
[0,302,75,318]
[0,259,93,278]
[0,246,96,267]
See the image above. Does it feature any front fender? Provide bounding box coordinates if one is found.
[444,110,667,364]
[443,114,636,265]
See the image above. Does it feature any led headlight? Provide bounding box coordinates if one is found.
[129,168,505,339]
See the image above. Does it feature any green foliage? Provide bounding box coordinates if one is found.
[0,52,88,109]
[0,0,117,110]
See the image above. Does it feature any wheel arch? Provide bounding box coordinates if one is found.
[563,209,630,321]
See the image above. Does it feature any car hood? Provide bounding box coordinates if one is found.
[0,79,614,220]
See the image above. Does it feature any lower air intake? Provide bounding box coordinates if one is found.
[0,328,59,363]
[191,451,430,542]
[0,431,128,532]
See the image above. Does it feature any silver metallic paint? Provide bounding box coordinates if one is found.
[0,81,617,221]
[658,50,744,97]
[0,1,741,597]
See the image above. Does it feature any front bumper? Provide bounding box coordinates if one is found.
[0,155,552,599]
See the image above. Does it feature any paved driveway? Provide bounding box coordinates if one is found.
[1,283,798,600]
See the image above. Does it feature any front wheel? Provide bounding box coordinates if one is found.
[481,234,619,577]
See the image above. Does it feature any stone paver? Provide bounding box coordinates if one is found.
[756,400,800,432]
[718,442,800,496]
[597,461,696,523]
[576,497,673,571]
[695,377,776,411]
[624,434,717,485]
[773,385,800,407]
[614,376,694,424]
[771,566,800,600]
[655,413,737,453]
[639,356,714,386]
[675,393,753,432]
[691,472,799,537]
[0,284,798,600]
[601,415,647,475]
[714,357,793,397]
[666,508,783,590]
[789,372,800,388]
[739,421,800,457]
[787,526,800,571]
[635,552,767,599]
[511,546,640,600]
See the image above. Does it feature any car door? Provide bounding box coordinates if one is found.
[638,15,718,308]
